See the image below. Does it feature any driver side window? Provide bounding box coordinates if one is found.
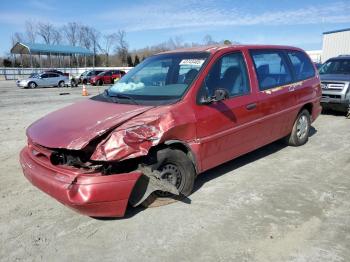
[204,52,250,97]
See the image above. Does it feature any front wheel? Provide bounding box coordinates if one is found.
[142,148,196,207]
[58,81,65,88]
[286,109,311,146]
[28,82,37,89]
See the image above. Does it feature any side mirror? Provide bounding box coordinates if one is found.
[199,88,229,104]
[213,88,229,101]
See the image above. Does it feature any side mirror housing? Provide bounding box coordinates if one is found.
[199,88,229,104]
[213,88,229,101]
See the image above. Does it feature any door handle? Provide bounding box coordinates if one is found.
[246,103,257,110]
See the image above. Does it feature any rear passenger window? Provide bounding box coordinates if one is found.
[48,73,59,78]
[250,50,292,91]
[287,51,315,80]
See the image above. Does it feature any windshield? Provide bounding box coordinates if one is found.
[319,59,350,74]
[97,72,105,76]
[105,52,209,105]
[29,73,39,78]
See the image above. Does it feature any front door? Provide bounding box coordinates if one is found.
[194,51,262,172]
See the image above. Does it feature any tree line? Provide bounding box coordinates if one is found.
[2,20,235,68]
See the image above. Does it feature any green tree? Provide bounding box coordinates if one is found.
[223,40,232,45]
[3,58,12,67]
[134,55,140,66]
[127,54,133,67]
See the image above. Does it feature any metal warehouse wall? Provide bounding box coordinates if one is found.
[322,30,350,62]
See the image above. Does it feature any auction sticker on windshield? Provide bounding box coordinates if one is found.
[179,59,205,66]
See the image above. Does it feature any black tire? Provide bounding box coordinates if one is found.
[28,82,37,89]
[98,79,103,86]
[58,81,65,88]
[70,79,77,87]
[142,148,196,207]
[83,79,87,85]
[286,109,311,146]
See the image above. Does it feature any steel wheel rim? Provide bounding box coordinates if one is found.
[30,83,35,88]
[155,163,182,197]
[296,115,308,139]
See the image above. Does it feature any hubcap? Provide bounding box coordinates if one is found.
[155,163,182,197]
[296,115,308,139]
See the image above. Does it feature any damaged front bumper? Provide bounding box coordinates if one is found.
[20,146,142,217]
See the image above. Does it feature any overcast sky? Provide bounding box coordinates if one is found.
[1,0,350,56]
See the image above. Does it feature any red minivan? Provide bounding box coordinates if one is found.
[20,45,322,217]
[90,70,126,85]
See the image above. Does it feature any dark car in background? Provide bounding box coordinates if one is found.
[90,70,126,86]
[75,70,104,85]
[319,55,350,112]
[44,69,69,77]
[314,62,323,70]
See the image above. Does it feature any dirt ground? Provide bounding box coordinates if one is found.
[0,80,349,262]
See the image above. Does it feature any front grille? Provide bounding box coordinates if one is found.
[321,82,346,90]
[322,94,341,99]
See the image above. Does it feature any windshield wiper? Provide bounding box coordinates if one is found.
[114,93,139,105]
[104,89,138,105]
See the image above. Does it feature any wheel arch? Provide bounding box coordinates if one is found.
[164,140,199,173]
[28,81,37,88]
[147,140,199,174]
[300,103,313,115]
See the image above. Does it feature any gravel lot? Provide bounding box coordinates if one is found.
[0,80,349,262]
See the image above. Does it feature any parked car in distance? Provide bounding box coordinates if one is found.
[314,62,323,70]
[90,70,126,86]
[44,69,69,77]
[79,70,104,85]
[20,45,321,217]
[319,55,350,112]
[16,72,68,88]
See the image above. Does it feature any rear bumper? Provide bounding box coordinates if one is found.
[20,147,142,217]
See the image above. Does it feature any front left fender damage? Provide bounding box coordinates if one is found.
[90,105,197,162]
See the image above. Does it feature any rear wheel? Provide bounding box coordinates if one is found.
[28,82,37,89]
[142,148,196,207]
[286,109,311,146]
[58,81,65,88]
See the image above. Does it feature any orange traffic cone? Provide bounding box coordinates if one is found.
[82,84,89,96]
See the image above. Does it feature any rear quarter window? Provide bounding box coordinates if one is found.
[287,51,315,81]
[250,50,293,91]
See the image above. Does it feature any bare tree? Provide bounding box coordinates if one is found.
[115,30,129,66]
[25,20,37,43]
[88,27,101,60]
[203,34,217,45]
[11,32,24,45]
[102,33,117,66]
[52,28,62,44]
[37,22,55,44]
[78,25,92,49]
[63,22,80,46]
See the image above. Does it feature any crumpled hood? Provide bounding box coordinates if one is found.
[320,74,350,82]
[27,99,152,150]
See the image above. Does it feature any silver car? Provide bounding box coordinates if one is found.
[16,73,68,88]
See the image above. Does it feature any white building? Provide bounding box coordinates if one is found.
[306,50,322,63]
[322,28,350,62]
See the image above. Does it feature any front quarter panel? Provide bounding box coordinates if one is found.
[91,102,198,162]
